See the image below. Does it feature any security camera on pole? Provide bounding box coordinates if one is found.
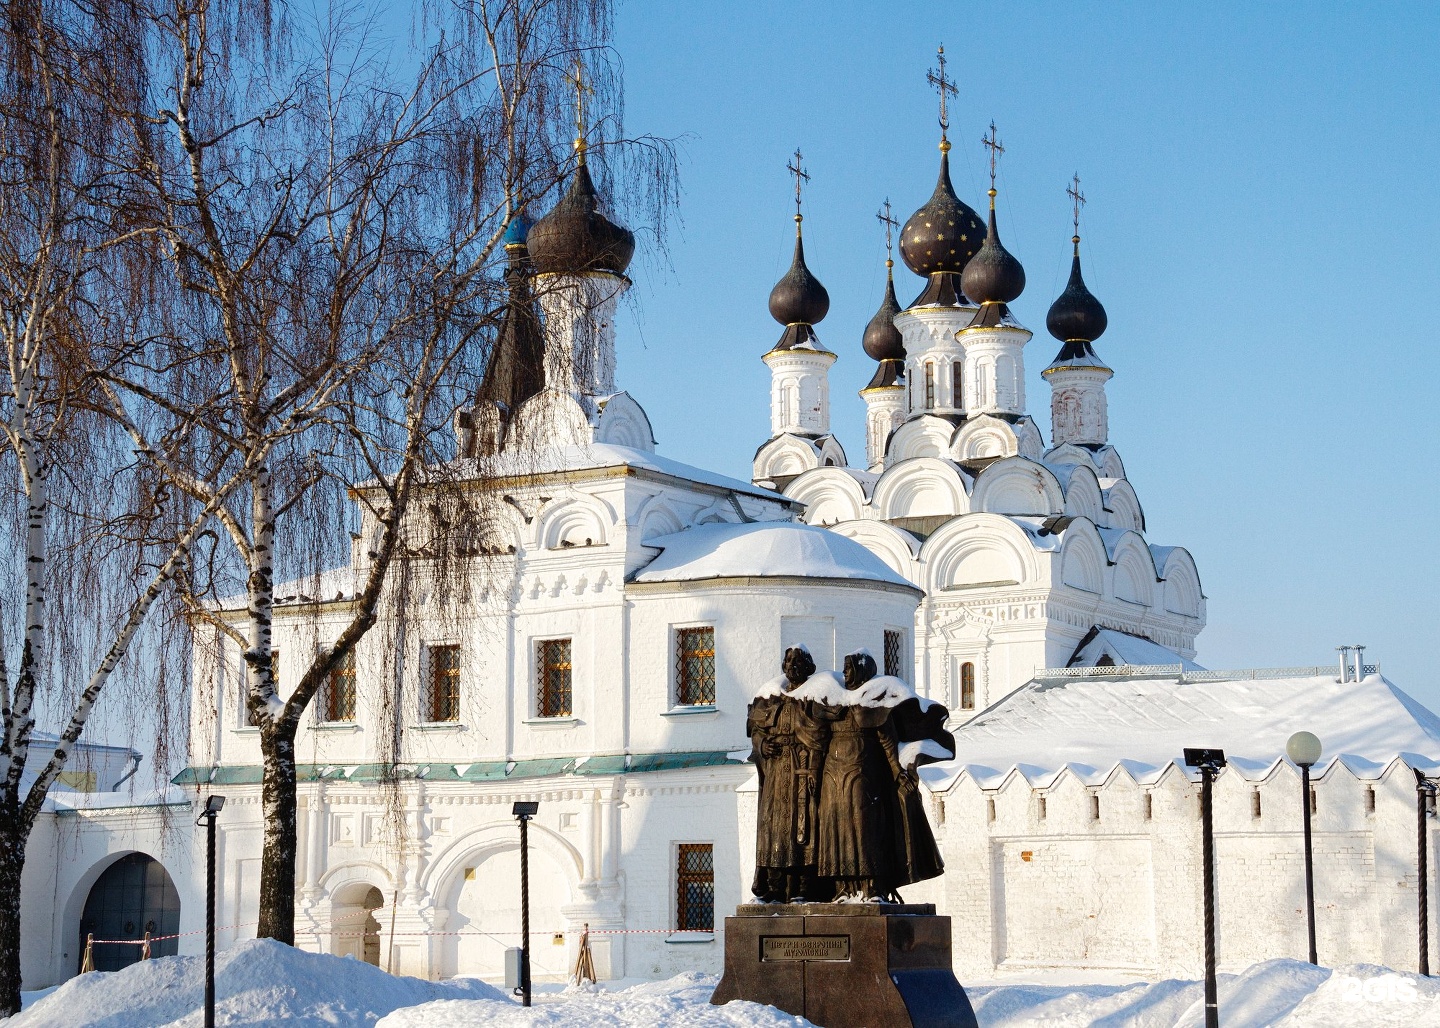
[196,795,226,1028]
[512,801,540,1007]
[1185,748,1226,1028]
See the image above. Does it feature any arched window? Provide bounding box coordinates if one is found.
[960,662,975,710]
[952,362,963,408]
[924,363,935,408]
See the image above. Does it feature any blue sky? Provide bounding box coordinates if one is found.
[605,2,1440,709]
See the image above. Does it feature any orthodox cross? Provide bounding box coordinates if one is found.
[787,148,810,222]
[926,45,958,144]
[982,121,1005,190]
[876,199,899,263]
[1067,173,1086,236]
[564,58,593,149]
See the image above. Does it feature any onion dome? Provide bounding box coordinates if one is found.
[476,221,545,414]
[526,153,635,276]
[899,147,986,306]
[862,262,905,362]
[501,212,532,249]
[1046,237,1109,362]
[962,190,1026,311]
[768,219,830,350]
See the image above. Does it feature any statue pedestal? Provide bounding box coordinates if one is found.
[710,903,978,1028]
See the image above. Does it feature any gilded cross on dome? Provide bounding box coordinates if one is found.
[1067,173,1087,253]
[786,148,810,224]
[982,121,1005,192]
[564,58,594,159]
[926,45,958,149]
[876,199,899,264]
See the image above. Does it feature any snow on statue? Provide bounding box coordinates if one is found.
[746,646,955,903]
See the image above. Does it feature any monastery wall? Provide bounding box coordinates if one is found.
[926,758,1438,976]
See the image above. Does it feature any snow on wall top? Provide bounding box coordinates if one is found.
[923,672,1440,791]
[632,521,918,590]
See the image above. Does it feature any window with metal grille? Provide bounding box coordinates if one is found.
[924,362,935,407]
[883,630,905,678]
[960,661,975,710]
[675,844,714,931]
[324,650,356,723]
[675,627,716,706]
[428,644,461,722]
[536,639,572,718]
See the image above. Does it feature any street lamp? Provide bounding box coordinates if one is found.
[195,794,226,1028]
[1185,748,1226,1028]
[512,801,540,1008]
[1416,770,1437,976]
[1286,731,1322,965]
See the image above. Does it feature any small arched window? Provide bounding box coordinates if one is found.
[960,661,975,710]
[952,362,963,408]
[924,363,936,408]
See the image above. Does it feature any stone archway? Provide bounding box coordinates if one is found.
[437,842,573,981]
[78,853,181,973]
[330,881,387,965]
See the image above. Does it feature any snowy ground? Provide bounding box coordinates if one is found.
[10,940,1440,1026]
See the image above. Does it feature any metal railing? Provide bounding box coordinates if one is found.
[1034,664,1379,683]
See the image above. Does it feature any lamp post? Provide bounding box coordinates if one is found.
[512,801,539,1007]
[195,795,226,1028]
[1286,731,1322,965]
[1185,748,1226,1028]
[1416,770,1437,976]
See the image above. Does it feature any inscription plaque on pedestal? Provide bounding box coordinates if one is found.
[761,935,850,961]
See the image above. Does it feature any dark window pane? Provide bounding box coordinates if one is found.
[675,628,715,706]
[537,639,572,717]
[675,843,715,931]
[325,650,357,722]
[884,630,904,678]
[429,645,461,722]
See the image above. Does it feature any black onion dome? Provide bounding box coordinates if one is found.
[899,150,986,278]
[862,265,905,361]
[1046,243,1108,348]
[476,237,545,414]
[768,227,830,329]
[962,194,1026,306]
[527,160,635,276]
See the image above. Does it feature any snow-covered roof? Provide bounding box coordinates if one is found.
[458,443,792,503]
[923,671,1440,791]
[1067,628,1204,671]
[632,521,919,590]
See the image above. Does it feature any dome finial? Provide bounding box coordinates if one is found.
[982,121,1004,209]
[1067,172,1086,256]
[878,197,898,270]
[565,57,593,165]
[786,148,810,233]
[926,44,958,152]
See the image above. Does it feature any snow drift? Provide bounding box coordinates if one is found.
[9,938,503,1028]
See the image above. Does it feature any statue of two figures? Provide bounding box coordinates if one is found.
[747,646,957,903]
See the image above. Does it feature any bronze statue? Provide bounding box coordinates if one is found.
[748,646,954,904]
[747,646,832,902]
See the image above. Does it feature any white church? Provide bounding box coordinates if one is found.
[17,88,1440,993]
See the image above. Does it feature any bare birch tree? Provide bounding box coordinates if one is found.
[98,0,675,945]
[0,0,242,1012]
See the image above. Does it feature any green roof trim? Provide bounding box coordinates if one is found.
[172,751,747,788]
